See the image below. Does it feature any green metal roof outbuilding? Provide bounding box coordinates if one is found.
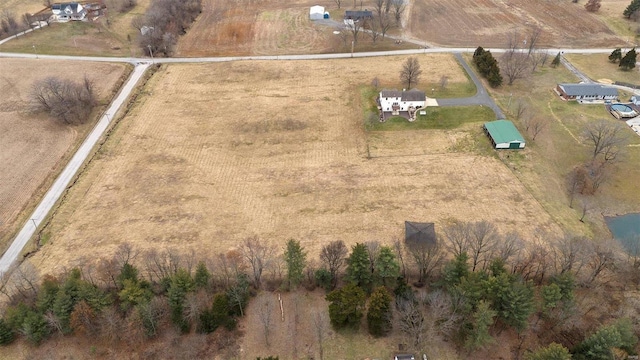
[483,120,525,149]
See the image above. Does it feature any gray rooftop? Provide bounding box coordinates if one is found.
[559,83,618,97]
[380,89,426,101]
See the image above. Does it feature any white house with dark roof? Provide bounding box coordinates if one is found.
[379,89,426,113]
[51,3,86,21]
[555,83,618,103]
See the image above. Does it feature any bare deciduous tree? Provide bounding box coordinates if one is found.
[333,0,342,9]
[523,116,548,141]
[586,240,615,285]
[501,49,531,85]
[406,239,445,284]
[468,221,499,271]
[320,240,348,289]
[400,56,422,89]
[30,75,98,125]
[442,221,471,257]
[439,75,449,90]
[391,0,406,26]
[241,235,274,289]
[585,0,602,12]
[583,120,629,163]
[396,298,426,348]
[551,235,588,276]
[526,25,542,55]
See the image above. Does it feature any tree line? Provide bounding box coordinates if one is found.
[130,0,202,57]
[0,218,637,358]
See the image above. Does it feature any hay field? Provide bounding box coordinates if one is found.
[409,0,624,48]
[32,54,560,275]
[0,59,129,249]
[0,0,45,19]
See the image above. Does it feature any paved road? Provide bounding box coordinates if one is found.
[0,63,150,275]
[437,53,506,119]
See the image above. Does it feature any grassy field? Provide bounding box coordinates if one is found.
[477,54,640,235]
[565,53,640,85]
[0,0,45,21]
[27,55,561,279]
[0,59,130,253]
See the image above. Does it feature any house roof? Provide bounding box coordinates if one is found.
[345,10,373,18]
[484,120,525,144]
[310,5,324,14]
[558,83,618,97]
[380,89,426,102]
[53,2,83,14]
[405,221,436,247]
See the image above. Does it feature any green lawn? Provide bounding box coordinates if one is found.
[366,106,495,131]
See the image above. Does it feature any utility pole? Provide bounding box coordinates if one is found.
[32,44,38,59]
[351,40,354,58]
[147,44,154,64]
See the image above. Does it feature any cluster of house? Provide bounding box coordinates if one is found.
[308,5,374,25]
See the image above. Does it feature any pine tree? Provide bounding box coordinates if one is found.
[284,239,307,289]
[53,288,75,334]
[441,252,469,290]
[194,261,212,289]
[117,263,140,289]
[609,48,622,62]
[346,243,373,291]
[624,0,640,18]
[464,300,496,350]
[326,283,366,329]
[22,311,50,345]
[551,52,561,67]
[226,274,250,317]
[492,276,534,332]
[540,283,563,315]
[168,268,195,333]
[0,319,15,345]
[620,48,637,70]
[366,286,393,337]
[374,246,400,287]
[524,343,571,360]
[36,275,60,313]
[487,68,503,88]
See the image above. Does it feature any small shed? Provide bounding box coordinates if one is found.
[405,221,437,248]
[310,5,325,20]
[483,120,525,149]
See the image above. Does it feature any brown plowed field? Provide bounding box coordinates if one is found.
[410,0,624,48]
[31,54,561,275]
[0,59,128,248]
[176,0,336,56]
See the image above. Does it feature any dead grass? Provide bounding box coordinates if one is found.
[30,55,560,278]
[409,0,624,48]
[565,53,640,85]
[0,59,129,253]
[478,55,640,236]
[0,0,45,20]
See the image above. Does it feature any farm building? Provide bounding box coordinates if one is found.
[309,5,325,20]
[344,10,373,20]
[378,89,426,121]
[483,120,526,149]
[555,83,618,103]
[51,2,87,21]
[404,221,437,248]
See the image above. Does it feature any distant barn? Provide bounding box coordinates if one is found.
[344,10,373,20]
[483,120,526,150]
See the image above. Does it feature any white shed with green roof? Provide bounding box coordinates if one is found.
[483,120,525,149]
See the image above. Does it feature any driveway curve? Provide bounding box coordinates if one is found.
[436,53,506,119]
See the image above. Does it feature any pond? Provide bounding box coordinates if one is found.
[605,213,640,253]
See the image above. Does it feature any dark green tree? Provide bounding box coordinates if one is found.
[36,275,60,313]
[487,69,503,88]
[326,283,366,329]
[194,261,212,289]
[117,263,139,289]
[540,283,563,315]
[551,52,561,67]
[22,311,49,345]
[374,246,400,287]
[366,286,393,337]
[441,252,469,291]
[226,274,250,317]
[315,268,333,292]
[0,319,15,345]
[624,0,640,18]
[118,279,152,311]
[609,48,622,62]
[464,300,496,351]
[201,292,236,332]
[524,343,571,360]
[4,303,30,331]
[168,268,195,333]
[488,274,534,332]
[346,243,373,291]
[620,48,637,70]
[53,288,75,334]
[284,239,307,289]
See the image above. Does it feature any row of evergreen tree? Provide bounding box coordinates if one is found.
[608,47,637,71]
[472,47,503,88]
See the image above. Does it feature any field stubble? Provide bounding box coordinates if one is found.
[0,59,129,252]
[28,54,562,276]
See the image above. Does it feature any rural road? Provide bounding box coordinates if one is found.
[436,53,506,119]
[0,41,630,275]
[0,63,150,275]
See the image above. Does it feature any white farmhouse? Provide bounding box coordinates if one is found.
[51,2,87,21]
[379,89,426,113]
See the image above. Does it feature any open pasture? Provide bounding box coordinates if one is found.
[0,59,129,250]
[31,54,560,276]
[410,0,624,48]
